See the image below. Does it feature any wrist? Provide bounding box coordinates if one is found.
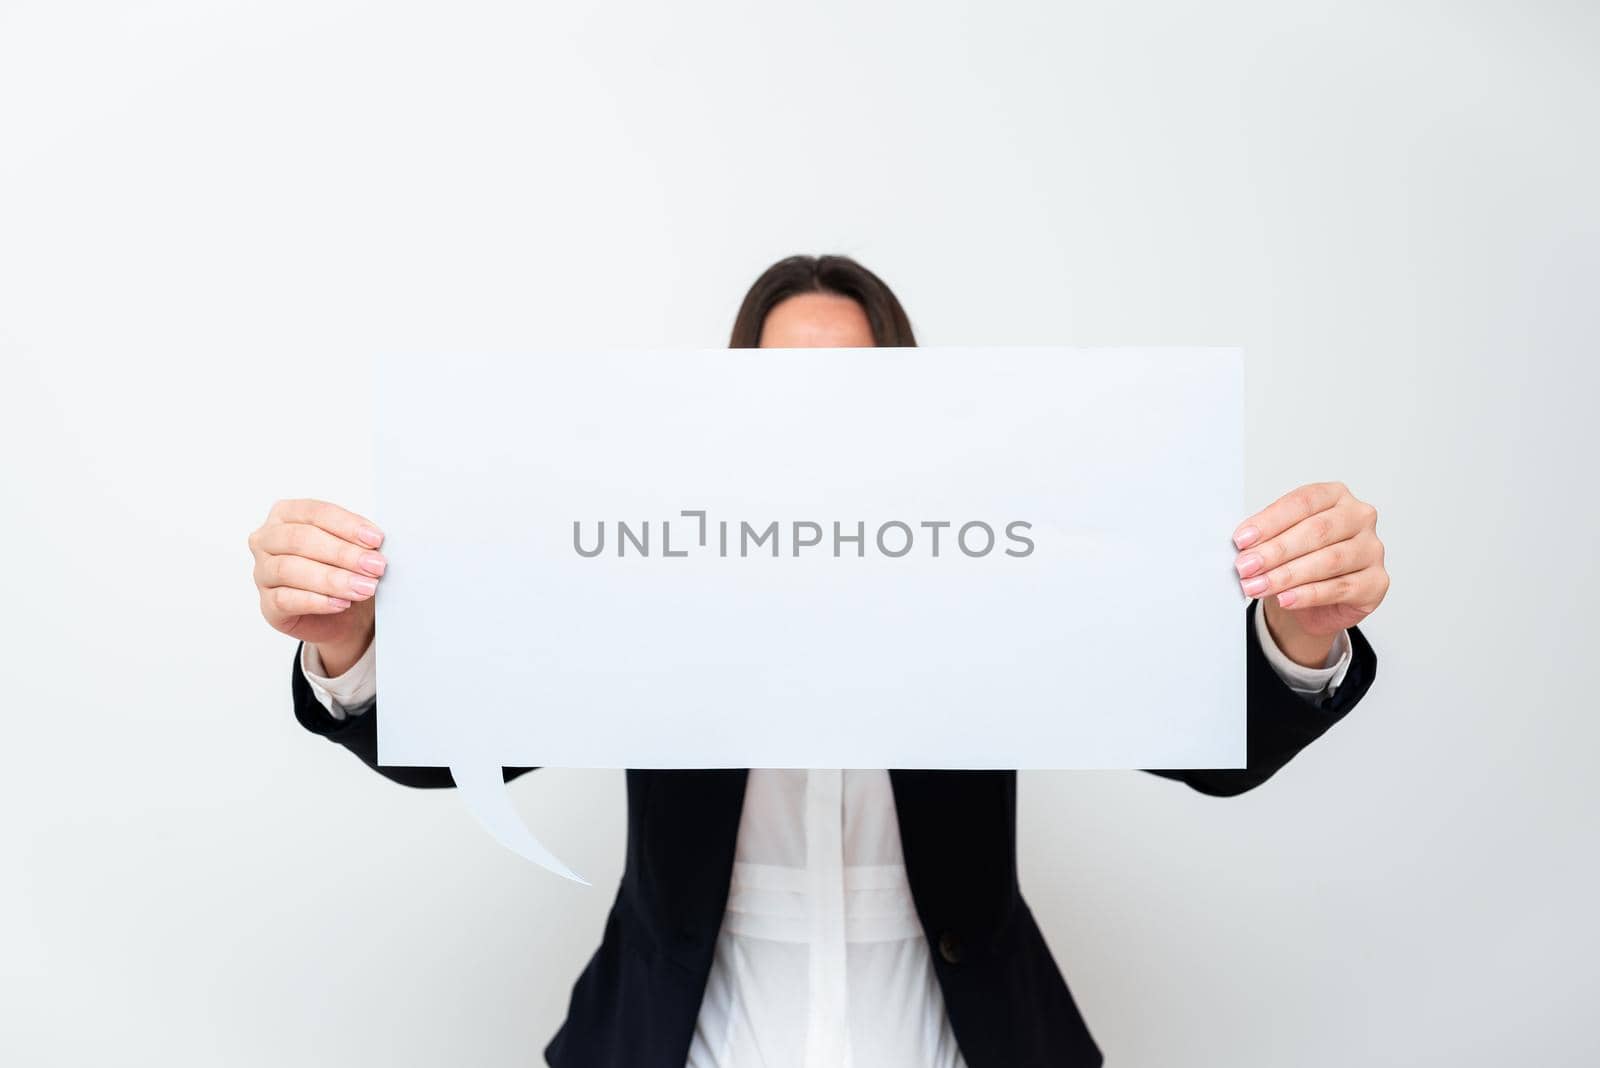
[314,629,373,678]
[1259,598,1335,669]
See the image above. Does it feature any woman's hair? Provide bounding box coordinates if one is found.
[728,254,917,348]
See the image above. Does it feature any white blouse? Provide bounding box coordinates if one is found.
[302,606,1351,1068]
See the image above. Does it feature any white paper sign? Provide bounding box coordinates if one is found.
[376,347,1244,879]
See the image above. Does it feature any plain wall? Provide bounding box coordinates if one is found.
[3,1,1596,1064]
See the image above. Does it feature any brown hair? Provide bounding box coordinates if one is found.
[728,254,917,348]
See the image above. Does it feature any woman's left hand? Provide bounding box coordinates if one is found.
[1233,482,1388,668]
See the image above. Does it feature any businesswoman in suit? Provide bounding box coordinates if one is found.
[249,255,1386,1068]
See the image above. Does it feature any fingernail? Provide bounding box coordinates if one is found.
[1277,590,1298,608]
[1235,553,1263,578]
[358,526,385,548]
[349,576,378,597]
[328,597,352,609]
[1241,575,1269,596]
[359,553,387,577]
[1233,526,1259,550]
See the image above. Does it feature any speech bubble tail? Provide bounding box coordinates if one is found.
[449,763,589,885]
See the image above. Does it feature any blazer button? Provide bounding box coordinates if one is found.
[937,931,963,965]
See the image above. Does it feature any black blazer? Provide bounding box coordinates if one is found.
[292,601,1375,1067]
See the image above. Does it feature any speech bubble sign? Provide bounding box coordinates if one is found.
[376,348,1244,880]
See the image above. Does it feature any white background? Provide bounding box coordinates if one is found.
[3,2,1596,1065]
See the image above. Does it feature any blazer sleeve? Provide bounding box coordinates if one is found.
[291,643,537,789]
[1144,600,1377,797]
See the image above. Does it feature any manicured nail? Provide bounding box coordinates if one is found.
[349,576,378,597]
[328,597,352,609]
[1233,526,1259,550]
[359,553,387,577]
[1277,590,1298,608]
[1235,553,1263,578]
[1241,575,1269,596]
[358,526,385,548]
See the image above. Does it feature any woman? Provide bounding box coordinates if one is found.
[249,255,1386,1067]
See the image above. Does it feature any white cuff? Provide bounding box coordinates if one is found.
[1253,600,1351,699]
[301,640,377,720]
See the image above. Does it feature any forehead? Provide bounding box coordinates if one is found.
[760,292,875,348]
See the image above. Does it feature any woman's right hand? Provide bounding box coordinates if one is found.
[250,499,386,676]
